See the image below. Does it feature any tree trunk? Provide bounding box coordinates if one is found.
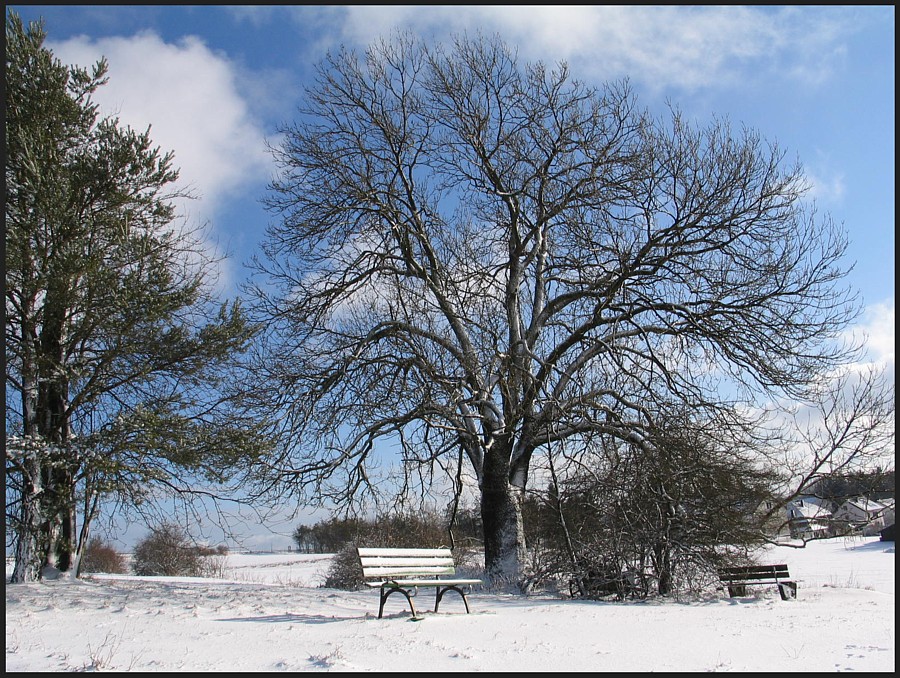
[42,469,77,574]
[480,447,527,584]
[37,294,78,576]
[481,484,526,584]
[654,541,673,596]
[11,353,43,583]
[10,454,44,583]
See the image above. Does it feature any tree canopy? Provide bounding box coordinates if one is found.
[247,33,870,582]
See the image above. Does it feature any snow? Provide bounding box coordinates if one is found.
[5,536,894,672]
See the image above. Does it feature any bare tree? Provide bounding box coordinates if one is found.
[247,33,863,583]
[760,363,895,541]
[545,410,784,597]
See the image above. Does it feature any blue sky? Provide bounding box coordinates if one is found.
[9,5,894,550]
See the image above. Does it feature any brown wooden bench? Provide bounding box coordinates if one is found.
[357,547,482,619]
[718,564,798,600]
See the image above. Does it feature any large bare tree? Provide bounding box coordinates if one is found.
[247,33,863,582]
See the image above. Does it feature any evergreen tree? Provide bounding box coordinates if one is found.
[5,10,268,582]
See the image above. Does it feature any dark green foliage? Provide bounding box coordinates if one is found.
[5,9,267,582]
[807,470,895,507]
[324,543,366,590]
[293,509,479,554]
[292,517,371,554]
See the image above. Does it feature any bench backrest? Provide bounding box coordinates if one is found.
[357,547,457,581]
[719,564,790,581]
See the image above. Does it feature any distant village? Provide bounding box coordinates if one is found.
[783,471,895,541]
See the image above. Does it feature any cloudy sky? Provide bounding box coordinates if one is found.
[9,5,894,548]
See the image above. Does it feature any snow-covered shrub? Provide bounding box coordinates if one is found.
[324,543,365,590]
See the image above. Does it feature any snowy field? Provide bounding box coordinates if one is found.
[5,536,894,672]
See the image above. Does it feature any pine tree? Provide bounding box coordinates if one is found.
[5,10,267,581]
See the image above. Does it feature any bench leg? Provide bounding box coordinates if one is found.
[379,586,419,619]
[435,585,471,614]
[727,585,746,597]
[778,582,797,600]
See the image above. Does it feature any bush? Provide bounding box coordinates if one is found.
[324,542,366,590]
[80,537,128,574]
[132,523,206,577]
[197,553,229,579]
[534,421,782,598]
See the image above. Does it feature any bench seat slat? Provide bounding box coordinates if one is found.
[721,573,789,582]
[362,567,457,578]
[366,579,483,588]
[358,548,452,557]
[720,565,789,576]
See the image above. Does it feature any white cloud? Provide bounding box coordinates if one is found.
[49,31,272,228]
[804,167,847,205]
[222,6,282,29]
[852,299,895,367]
[47,31,273,295]
[305,5,861,95]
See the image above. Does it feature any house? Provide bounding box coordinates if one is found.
[833,497,893,536]
[785,497,833,539]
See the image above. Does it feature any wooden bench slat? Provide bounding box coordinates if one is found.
[361,563,456,571]
[366,579,483,587]
[720,573,790,582]
[362,567,457,578]
[358,548,451,557]
[360,556,456,567]
[720,565,789,576]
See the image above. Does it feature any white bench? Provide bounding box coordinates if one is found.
[357,547,482,619]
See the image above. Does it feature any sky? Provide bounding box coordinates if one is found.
[4,535,895,671]
[7,5,895,550]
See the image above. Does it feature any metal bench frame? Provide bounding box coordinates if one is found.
[357,547,482,619]
[718,563,798,600]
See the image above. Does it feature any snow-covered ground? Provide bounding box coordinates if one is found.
[5,536,894,672]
